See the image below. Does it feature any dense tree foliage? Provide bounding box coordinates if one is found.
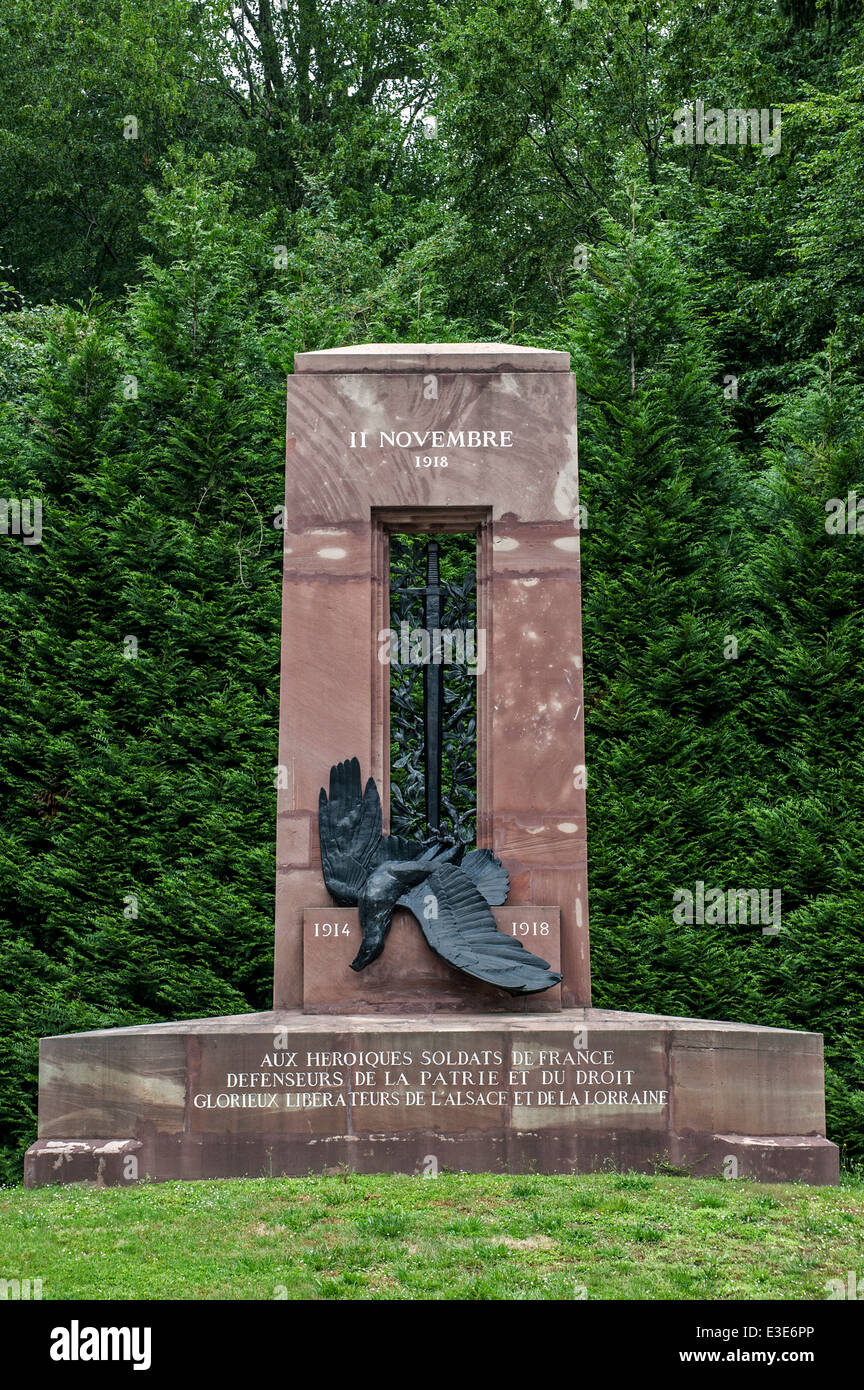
[1,0,863,1179]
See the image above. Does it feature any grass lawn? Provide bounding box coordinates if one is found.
[1,1171,862,1301]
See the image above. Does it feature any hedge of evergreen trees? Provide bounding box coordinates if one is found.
[1,1,862,1180]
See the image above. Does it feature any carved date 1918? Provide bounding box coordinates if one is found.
[511,921,550,936]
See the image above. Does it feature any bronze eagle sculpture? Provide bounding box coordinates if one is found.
[318,758,562,996]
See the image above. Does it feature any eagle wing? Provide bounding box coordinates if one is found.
[398,860,562,996]
[459,847,510,905]
[318,758,386,905]
[319,759,464,904]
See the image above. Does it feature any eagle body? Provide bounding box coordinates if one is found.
[318,758,562,996]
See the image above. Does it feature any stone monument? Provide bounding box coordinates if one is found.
[24,344,838,1186]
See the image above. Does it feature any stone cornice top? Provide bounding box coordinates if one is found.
[293,342,570,373]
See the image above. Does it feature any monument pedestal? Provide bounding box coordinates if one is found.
[24,1008,838,1186]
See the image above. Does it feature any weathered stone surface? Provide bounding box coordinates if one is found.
[670,1133,839,1185]
[669,1024,827,1136]
[37,1032,186,1138]
[24,1009,838,1185]
[24,1138,142,1188]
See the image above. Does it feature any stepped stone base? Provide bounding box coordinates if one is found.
[23,1008,838,1186]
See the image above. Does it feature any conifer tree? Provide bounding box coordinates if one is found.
[738,367,864,1159]
[557,211,769,1025]
[0,156,286,1179]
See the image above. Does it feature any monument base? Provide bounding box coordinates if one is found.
[24,1009,839,1187]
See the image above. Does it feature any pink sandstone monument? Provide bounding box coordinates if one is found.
[24,343,838,1186]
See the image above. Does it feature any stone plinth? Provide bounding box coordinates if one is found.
[24,1009,839,1186]
[24,1139,143,1188]
[302,907,561,1014]
[277,343,590,1010]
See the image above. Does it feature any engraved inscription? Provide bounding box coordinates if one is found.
[191,1045,668,1113]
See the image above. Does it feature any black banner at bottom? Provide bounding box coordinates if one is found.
[5,1297,857,1376]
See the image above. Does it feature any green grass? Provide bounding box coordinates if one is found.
[1,1172,862,1300]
